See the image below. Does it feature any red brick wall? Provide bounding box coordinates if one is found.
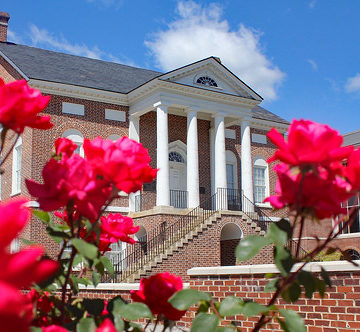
[183,267,360,331]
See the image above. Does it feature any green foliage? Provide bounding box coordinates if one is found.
[169,289,212,311]
[76,317,96,332]
[236,235,272,261]
[218,297,244,316]
[278,309,306,332]
[72,238,99,260]
[191,313,219,332]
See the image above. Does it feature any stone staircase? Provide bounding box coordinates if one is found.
[122,210,265,283]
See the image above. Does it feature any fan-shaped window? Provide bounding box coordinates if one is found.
[196,76,218,87]
[169,151,184,163]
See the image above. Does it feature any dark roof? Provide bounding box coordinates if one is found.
[251,106,289,125]
[0,42,288,125]
[0,42,162,93]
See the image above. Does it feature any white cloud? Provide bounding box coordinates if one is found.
[307,59,318,71]
[309,0,317,9]
[345,73,360,94]
[7,29,23,44]
[29,24,102,59]
[145,1,285,100]
[28,24,134,65]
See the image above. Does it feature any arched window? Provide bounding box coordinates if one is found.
[253,157,269,204]
[62,129,84,157]
[169,151,184,163]
[196,76,218,87]
[107,134,121,142]
[12,136,22,194]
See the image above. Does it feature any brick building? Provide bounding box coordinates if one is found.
[0,12,357,283]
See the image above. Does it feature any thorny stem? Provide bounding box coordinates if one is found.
[295,215,305,259]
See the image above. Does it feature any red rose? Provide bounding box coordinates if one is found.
[101,214,139,244]
[26,155,112,220]
[84,136,157,194]
[54,137,77,159]
[267,120,352,169]
[42,325,68,332]
[0,78,52,133]
[96,318,116,332]
[264,163,352,219]
[131,272,186,321]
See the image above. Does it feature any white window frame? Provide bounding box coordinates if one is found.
[226,150,238,190]
[253,157,270,206]
[11,136,22,195]
[63,129,84,157]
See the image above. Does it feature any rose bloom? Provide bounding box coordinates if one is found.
[0,199,58,332]
[26,154,112,220]
[84,136,157,194]
[267,119,352,169]
[96,318,116,332]
[0,78,53,133]
[131,272,186,321]
[54,137,77,159]
[264,163,352,219]
[101,214,139,244]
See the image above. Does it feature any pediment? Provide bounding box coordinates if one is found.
[158,57,262,101]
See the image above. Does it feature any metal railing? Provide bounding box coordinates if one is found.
[170,190,188,209]
[107,193,218,282]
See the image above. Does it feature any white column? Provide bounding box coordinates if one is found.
[209,127,215,196]
[214,113,227,210]
[129,115,140,212]
[156,103,170,206]
[241,118,254,211]
[186,110,200,208]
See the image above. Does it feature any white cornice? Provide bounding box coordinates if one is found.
[29,79,128,106]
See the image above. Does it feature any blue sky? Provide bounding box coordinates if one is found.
[2,0,360,133]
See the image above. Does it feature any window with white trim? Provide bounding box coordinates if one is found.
[12,137,22,195]
[63,129,84,157]
[340,194,360,234]
[253,157,269,204]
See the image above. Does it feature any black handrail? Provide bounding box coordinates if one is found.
[106,192,218,282]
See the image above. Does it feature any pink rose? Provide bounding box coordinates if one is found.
[0,78,52,133]
[101,214,139,244]
[131,272,186,321]
[42,325,68,332]
[84,136,157,194]
[267,120,352,169]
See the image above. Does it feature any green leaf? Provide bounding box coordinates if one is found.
[241,302,268,317]
[114,316,125,332]
[95,259,105,274]
[275,218,292,240]
[320,267,332,287]
[236,235,271,261]
[297,271,316,299]
[76,317,96,332]
[219,296,244,317]
[92,270,100,287]
[30,327,43,332]
[72,238,98,260]
[117,303,153,320]
[100,256,115,277]
[83,298,105,316]
[281,282,301,303]
[279,309,306,332]
[274,246,293,276]
[129,322,143,332]
[33,210,50,224]
[267,223,288,246]
[264,278,278,292]
[169,289,211,311]
[197,301,210,313]
[46,226,70,243]
[191,313,219,332]
[315,277,326,298]
[216,327,236,332]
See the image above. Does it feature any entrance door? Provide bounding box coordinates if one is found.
[169,152,187,208]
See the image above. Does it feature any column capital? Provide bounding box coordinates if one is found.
[212,111,227,119]
[153,101,170,109]
[184,105,201,113]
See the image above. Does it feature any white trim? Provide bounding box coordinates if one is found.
[63,129,84,157]
[337,233,360,239]
[253,156,270,205]
[29,79,128,105]
[252,133,267,144]
[0,50,29,80]
[11,137,22,195]
[74,282,190,291]
[104,206,129,213]
[187,260,360,276]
